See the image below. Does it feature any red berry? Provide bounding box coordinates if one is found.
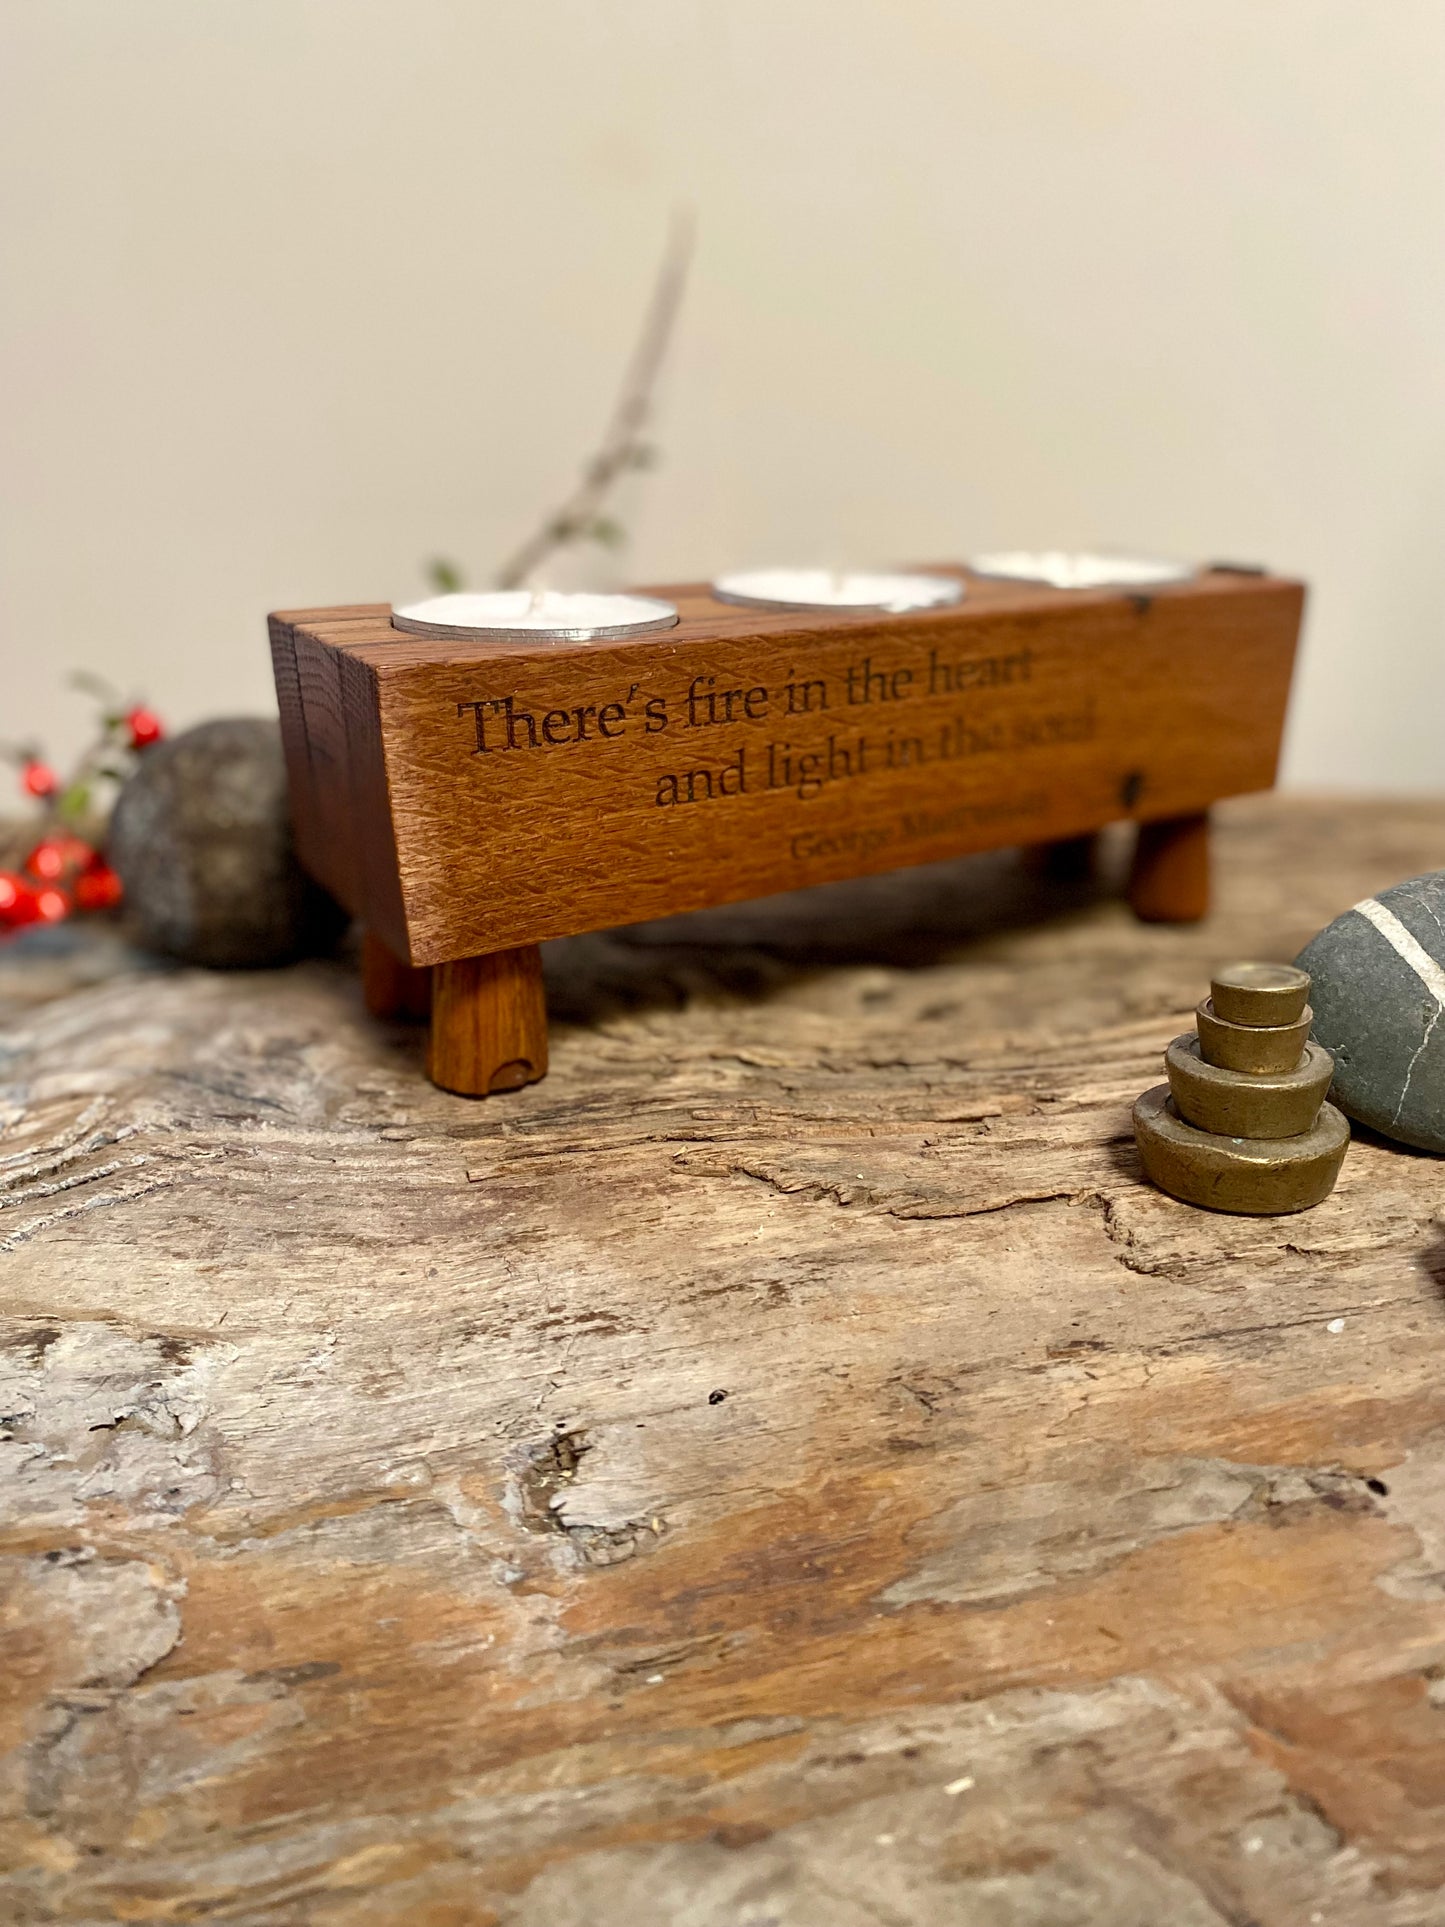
[126,707,163,749]
[0,871,35,923]
[34,886,70,923]
[24,835,93,882]
[74,861,123,912]
[20,760,57,799]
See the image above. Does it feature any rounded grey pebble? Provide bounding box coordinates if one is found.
[109,717,347,968]
[1296,869,1445,1154]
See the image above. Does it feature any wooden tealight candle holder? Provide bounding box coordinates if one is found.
[269,561,1304,1095]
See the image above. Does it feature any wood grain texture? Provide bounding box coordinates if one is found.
[266,615,314,868]
[272,569,1302,965]
[1129,810,1213,922]
[5,794,1445,1926]
[272,606,392,918]
[427,945,548,1096]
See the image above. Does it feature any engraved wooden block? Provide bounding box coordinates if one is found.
[269,566,1305,968]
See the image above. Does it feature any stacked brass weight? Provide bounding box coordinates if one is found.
[1133,962,1350,1214]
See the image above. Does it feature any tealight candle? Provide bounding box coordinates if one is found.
[712,569,964,615]
[968,552,1194,590]
[390,589,679,641]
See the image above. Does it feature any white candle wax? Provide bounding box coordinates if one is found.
[712,569,964,615]
[391,589,679,641]
[968,552,1195,590]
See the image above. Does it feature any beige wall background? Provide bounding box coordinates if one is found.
[3,1,1443,787]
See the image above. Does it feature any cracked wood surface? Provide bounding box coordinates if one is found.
[3,794,1445,1927]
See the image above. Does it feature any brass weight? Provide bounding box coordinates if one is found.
[1166,1033,1334,1138]
[1133,959,1348,1215]
[1209,961,1311,1028]
[1196,998,1312,1074]
[1133,1086,1350,1215]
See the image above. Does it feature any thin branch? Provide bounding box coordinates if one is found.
[493,208,695,591]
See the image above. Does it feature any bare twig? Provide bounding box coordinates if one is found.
[489,209,695,591]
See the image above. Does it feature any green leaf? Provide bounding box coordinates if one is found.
[588,516,625,548]
[58,782,90,821]
[427,557,465,593]
[70,669,118,701]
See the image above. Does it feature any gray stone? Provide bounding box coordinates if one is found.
[1296,869,1445,1153]
[108,717,347,968]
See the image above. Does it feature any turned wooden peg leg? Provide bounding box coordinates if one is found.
[427,945,549,1096]
[1128,811,1212,923]
[1021,832,1099,884]
[361,929,433,1021]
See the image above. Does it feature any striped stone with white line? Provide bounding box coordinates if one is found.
[1296,871,1445,1153]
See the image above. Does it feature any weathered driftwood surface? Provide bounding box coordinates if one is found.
[3,795,1445,1927]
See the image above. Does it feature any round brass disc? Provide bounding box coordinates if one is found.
[1166,1034,1334,1138]
[1210,961,1310,1028]
[1133,1085,1349,1215]
[1195,998,1312,1074]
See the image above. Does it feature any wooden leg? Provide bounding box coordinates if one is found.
[361,929,432,1021]
[427,945,549,1096]
[1021,832,1099,884]
[1128,811,1212,923]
